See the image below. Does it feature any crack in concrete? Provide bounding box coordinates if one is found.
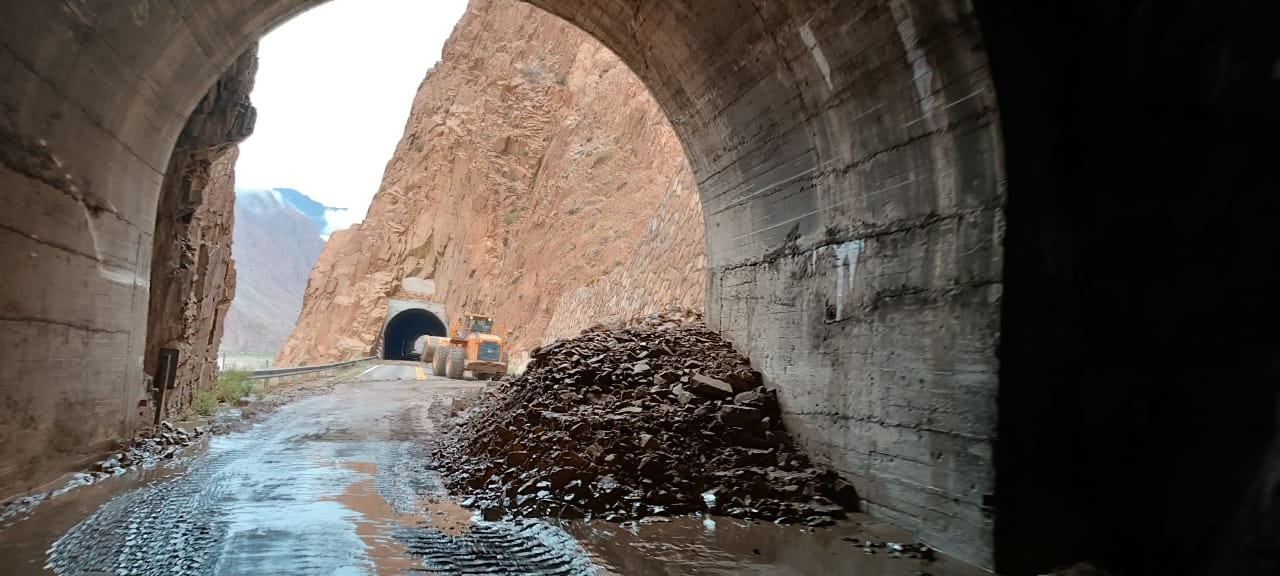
[856,278,1001,314]
[0,314,128,336]
[717,203,1003,272]
[0,221,103,263]
[0,126,120,221]
[788,410,995,442]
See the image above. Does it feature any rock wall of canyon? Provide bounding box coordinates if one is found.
[144,47,257,420]
[277,0,704,367]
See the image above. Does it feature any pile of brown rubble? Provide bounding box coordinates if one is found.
[433,308,858,525]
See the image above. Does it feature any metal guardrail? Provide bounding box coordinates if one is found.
[247,357,376,380]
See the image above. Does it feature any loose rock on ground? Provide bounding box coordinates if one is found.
[0,421,207,526]
[433,308,858,526]
[94,420,207,475]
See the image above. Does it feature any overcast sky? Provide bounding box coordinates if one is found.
[236,0,469,236]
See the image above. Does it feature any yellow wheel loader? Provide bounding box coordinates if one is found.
[432,313,509,380]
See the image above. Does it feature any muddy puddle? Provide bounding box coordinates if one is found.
[566,515,976,576]
[0,372,985,576]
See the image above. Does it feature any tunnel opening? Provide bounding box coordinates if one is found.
[382,309,447,361]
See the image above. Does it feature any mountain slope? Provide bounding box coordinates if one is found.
[221,189,326,355]
[276,0,705,367]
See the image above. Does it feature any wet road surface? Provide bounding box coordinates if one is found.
[354,363,429,381]
[0,362,987,575]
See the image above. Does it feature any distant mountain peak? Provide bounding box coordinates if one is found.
[272,188,347,233]
[236,187,346,234]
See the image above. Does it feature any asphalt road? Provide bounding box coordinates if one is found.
[352,362,430,382]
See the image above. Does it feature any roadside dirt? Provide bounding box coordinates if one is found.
[206,360,373,434]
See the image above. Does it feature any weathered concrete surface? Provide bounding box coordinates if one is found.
[0,0,1273,574]
[144,46,258,423]
[0,34,256,499]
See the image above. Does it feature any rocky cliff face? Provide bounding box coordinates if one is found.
[220,189,325,355]
[277,0,704,367]
[144,46,257,420]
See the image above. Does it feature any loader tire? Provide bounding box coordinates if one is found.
[447,345,465,380]
[424,341,437,368]
[433,344,448,376]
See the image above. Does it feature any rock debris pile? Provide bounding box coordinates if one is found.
[434,309,857,525]
[94,421,207,476]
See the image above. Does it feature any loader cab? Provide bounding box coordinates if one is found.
[460,315,495,337]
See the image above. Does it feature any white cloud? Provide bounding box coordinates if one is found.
[233,187,284,216]
[235,0,468,235]
[321,208,363,238]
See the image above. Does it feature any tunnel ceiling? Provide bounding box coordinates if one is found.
[382,309,447,361]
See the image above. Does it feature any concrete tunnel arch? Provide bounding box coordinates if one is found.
[381,308,447,361]
[0,5,1009,566]
[1,1,1277,574]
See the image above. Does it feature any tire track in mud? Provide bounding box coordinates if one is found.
[45,445,243,575]
[380,402,601,575]
[45,379,600,576]
[399,520,599,575]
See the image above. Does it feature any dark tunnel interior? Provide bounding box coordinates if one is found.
[382,309,447,361]
[978,0,1280,574]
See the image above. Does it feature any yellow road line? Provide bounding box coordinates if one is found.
[416,366,426,380]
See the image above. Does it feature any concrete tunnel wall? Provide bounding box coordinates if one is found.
[0,0,1275,574]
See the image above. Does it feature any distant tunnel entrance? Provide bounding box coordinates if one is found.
[382,309,447,361]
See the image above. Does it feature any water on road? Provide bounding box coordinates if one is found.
[0,363,986,576]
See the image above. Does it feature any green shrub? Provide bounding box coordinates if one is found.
[216,370,254,404]
[192,388,219,417]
